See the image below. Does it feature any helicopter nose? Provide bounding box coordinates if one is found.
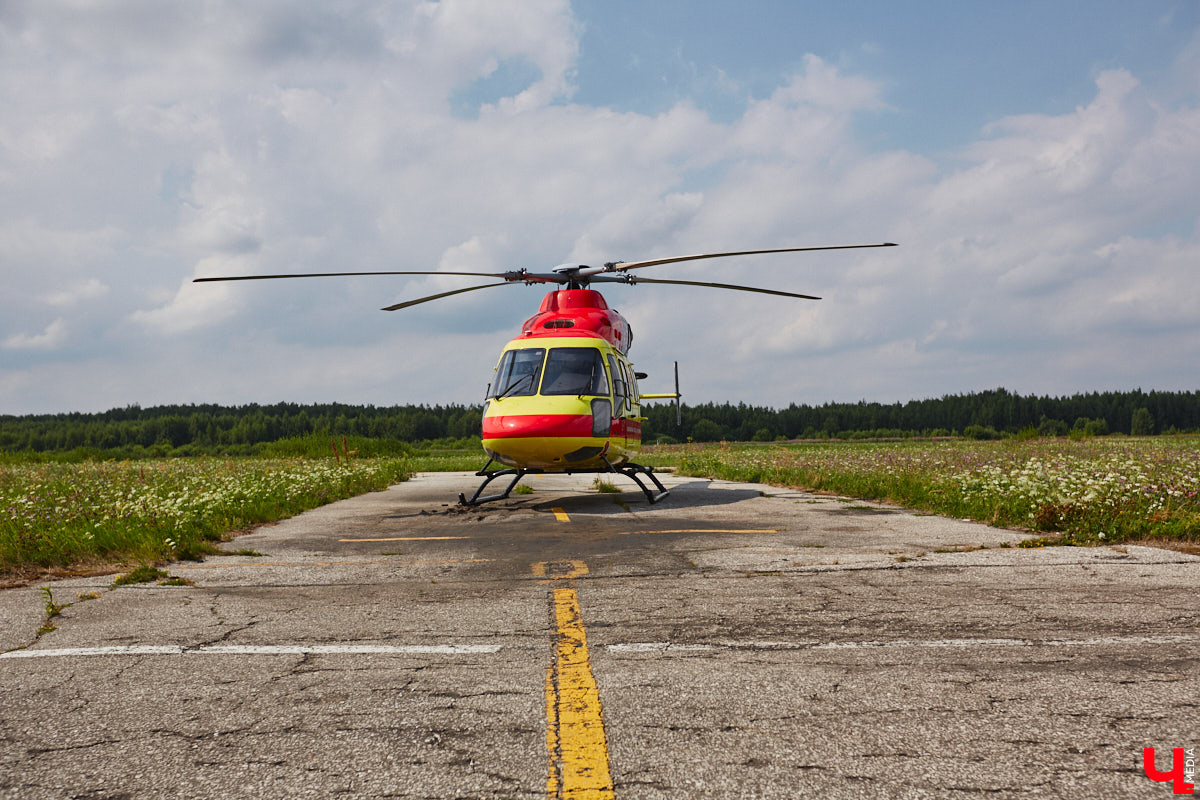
[481,407,614,469]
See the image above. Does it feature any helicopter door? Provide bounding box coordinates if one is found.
[606,354,626,441]
[608,353,639,446]
[619,359,638,444]
[626,362,641,438]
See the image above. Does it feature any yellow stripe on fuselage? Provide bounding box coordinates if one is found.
[486,394,595,417]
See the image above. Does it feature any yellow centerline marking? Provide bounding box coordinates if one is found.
[338,536,470,542]
[551,508,571,522]
[531,560,590,582]
[545,586,614,799]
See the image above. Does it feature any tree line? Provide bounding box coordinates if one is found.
[642,387,1198,442]
[1,388,1196,455]
[0,402,482,456]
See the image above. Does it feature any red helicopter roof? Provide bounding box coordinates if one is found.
[517,289,632,354]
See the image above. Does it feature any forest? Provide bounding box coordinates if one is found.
[2,387,1197,457]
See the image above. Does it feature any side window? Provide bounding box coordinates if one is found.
[590,350,610,396]
[620,361,634,413]
[607,354,626,412]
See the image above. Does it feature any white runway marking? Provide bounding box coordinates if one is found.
[1,643,502,659]
[11,635,1194,660]
[605,643,718,653]
[2,646,183,658]
[605,634,1200,653]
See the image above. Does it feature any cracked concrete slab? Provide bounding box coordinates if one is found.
[2,470,1197,798]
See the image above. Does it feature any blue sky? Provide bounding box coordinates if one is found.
[575,2,1196,145]
[2,1,1199,413]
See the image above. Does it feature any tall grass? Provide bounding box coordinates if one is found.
[1,457,410,575]
[644,437,1200,545]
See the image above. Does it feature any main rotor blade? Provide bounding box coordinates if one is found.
[611,242,897,272]
[627,276,820,300]
[381,281,517,311]
[193,270,507,283]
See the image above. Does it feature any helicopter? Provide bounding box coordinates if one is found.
[194,242,896,505]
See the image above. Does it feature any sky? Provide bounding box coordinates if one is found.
[2,0,1199,415]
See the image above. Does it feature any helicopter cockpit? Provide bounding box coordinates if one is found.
[489,346,611,399]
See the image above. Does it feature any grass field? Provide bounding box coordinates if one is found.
[0,457,411,580]
[642,436,1200,546]
[4,435,1197,580]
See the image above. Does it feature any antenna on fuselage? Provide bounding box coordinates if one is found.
[674,361,682,427]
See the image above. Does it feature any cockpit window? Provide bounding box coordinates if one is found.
[607,354,626,411]
[489,348,545,398]
[541,348,610,396]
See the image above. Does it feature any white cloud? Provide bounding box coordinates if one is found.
[3,318,67,350]
[1,2,1198,412]
[129,255,246,335]
[414,0,578,112]
[44,278,108,307]
[0,219,124,274]
[0,111,93,162]
[1089,233,1200,331]
[775,54,887,114]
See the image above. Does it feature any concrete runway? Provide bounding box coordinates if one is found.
[2,471,1197,799]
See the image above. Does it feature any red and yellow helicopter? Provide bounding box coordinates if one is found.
[195,242,895,505]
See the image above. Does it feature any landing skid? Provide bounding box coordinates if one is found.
[458,457,670,506]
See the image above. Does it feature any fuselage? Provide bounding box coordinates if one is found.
[481,289,642,470]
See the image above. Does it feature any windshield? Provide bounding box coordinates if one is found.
[540,348,610,396]
[489,348,545,398]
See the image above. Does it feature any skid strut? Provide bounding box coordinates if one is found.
[601,456,670,504]
[457,458,670,506]
[456,459,537,506]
